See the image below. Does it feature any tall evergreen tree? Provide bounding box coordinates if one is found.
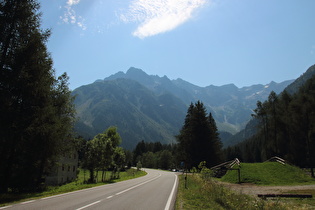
[0,0,75,192]
[208,113,223,165]
[267,91,279,155]
[177,101,222,169]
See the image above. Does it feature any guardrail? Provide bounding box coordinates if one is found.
[258,194,312,199]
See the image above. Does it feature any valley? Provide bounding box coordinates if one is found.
[71,66,315,150]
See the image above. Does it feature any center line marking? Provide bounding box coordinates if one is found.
[76,200,102,210]
[115,173,161,196]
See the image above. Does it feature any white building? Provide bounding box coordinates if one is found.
[45,151,79,185]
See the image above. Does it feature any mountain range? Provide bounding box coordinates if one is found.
[72,66,315,150]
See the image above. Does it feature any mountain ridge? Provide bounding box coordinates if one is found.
[73,67,296,150]
[100,67,293,133]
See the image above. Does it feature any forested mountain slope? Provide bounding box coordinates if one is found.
[225,64,315,148]
[225,72,315,172]
[285,64,315,94]
[103,67,292,133]
[73,79,187,149]
[73,67,295,149]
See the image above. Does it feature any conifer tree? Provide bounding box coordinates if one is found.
[0,0,75,192]
[177,101,222,169]
[208,113,223,165]
[243,75,315,176]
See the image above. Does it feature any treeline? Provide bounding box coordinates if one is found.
[76,134,178,180]
[225,75,315,176]
[130,101,223,171]
[132,140,177,170]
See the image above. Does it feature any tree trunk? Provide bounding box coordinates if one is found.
[89,168,94,183]
[102,170,106,182]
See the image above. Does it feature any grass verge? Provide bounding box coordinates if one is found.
[0,168,146,206]
[175,174,307,210]
[281,189,315,207]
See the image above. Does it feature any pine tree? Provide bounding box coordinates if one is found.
[0,0,75,192]
[176,101,222,169]
[208,113,223,165]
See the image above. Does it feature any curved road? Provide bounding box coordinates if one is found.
[1,169,178,210]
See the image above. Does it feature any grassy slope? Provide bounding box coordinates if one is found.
[221,162,315,185]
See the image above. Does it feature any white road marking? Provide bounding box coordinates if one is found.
[0,206,12,209]
[76,200,102,210]
[21,200,35,204]
[164,174,178,210]
[41,194,64,200]
[1,171,165,210]
[40,181,118,200]
[115,173,161,196]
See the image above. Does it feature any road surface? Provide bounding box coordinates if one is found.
[0,169,178,210]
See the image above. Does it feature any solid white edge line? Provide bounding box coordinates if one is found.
[76,200,102,210]
[0,206,12,209]
[164,174,178,210]
[21,200,35,204]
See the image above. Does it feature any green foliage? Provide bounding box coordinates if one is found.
[141,152,156,168]
[226,74,315,177]
[176,174,289,210]
[177,101,223,169]
[0,0,75,192]
[198,161,207,171]
[198,161,213,180]
[221,162,315,185]
[133,140,177,169]
[111,147,126,179]
[81,127,125,183]
[136,161,142,171]
[159,150,173,170]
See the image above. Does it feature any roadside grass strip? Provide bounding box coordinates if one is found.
[0,168,146,207]
[175,174,295,210]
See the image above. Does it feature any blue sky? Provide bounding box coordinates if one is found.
[39,0,315,90]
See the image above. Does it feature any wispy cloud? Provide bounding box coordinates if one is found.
[120,0,207,38]
[61,0,87,30]
[67,0,80,6]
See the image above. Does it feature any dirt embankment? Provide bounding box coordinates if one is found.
[218,181,315,196]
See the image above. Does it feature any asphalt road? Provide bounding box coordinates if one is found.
[1,169,178,210]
